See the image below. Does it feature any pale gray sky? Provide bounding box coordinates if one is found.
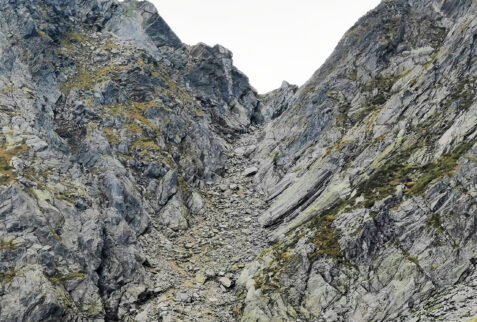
[150,0,381,93]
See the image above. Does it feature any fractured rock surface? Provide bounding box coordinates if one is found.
[239,1,477,321]
[0,0,477,321]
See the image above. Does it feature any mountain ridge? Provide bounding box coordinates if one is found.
[240,0,477,320]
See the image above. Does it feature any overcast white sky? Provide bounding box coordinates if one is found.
[150,1,381,93]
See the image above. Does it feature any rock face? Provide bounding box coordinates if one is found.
[260,81,298,121]
[239,0,477,321]
[1,0,477,321]
[0,0,261,320]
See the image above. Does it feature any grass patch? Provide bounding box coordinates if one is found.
[61,32,90,52]
[103,101,159,135]
[355,139,475,207]
[99,39,118,51]
[404,252,420,265]
[49,226,61,241]
[426,213,444,234]
[0,239,17,250]
[54,192,76,204]
[60,65,128,94]
[409,140,476,195]
[103,128,119,143]
[0,268,15,283]
[345,24,369,41]
[356,142,423,207]
[47,272,86,285]
[0,86,15,95]
[178,174,188,193]
[132,139,160,151]
[443,77,475,110]
[349,136,475,211]
[309,213,342,260]
[124,122,143,134]
[0,144,28,185]
[308,200,354,262]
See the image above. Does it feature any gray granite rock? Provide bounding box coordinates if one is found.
[0,0,261,319]
[239,0,477,321]
[1,0,477,321]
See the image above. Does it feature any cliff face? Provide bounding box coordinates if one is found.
[0,0,476,321]
[0,0,261,320]
[240,0,477,320]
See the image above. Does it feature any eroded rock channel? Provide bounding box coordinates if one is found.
[135,129,268,321]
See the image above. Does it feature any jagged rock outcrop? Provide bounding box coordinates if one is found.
[0,0,262,320]
[260,81,298,122]
[239,0,477,321]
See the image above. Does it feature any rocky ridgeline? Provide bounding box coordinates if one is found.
[1,0,477,321]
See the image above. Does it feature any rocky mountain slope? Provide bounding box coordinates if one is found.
[0,0,476,321]
[239,0,477,321]
[0,0,262,320]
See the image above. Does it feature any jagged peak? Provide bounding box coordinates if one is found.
[117,0,183,48]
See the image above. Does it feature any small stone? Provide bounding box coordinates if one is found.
[74,199,88,211]
[229,183,238,190]
[234,147,245,155]
[26,137,48,152]
[161,312,174,322]
[175,292,191,303]
[135,303,152,321]
[205,269,215,278]
[188,191,205,215]
[195,273,206,284]
[219,277,233,288]
[243,167,258,177]
[154,287,164,293]
[243,145,257,157]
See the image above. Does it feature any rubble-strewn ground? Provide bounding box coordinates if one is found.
[134,129,269,321]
